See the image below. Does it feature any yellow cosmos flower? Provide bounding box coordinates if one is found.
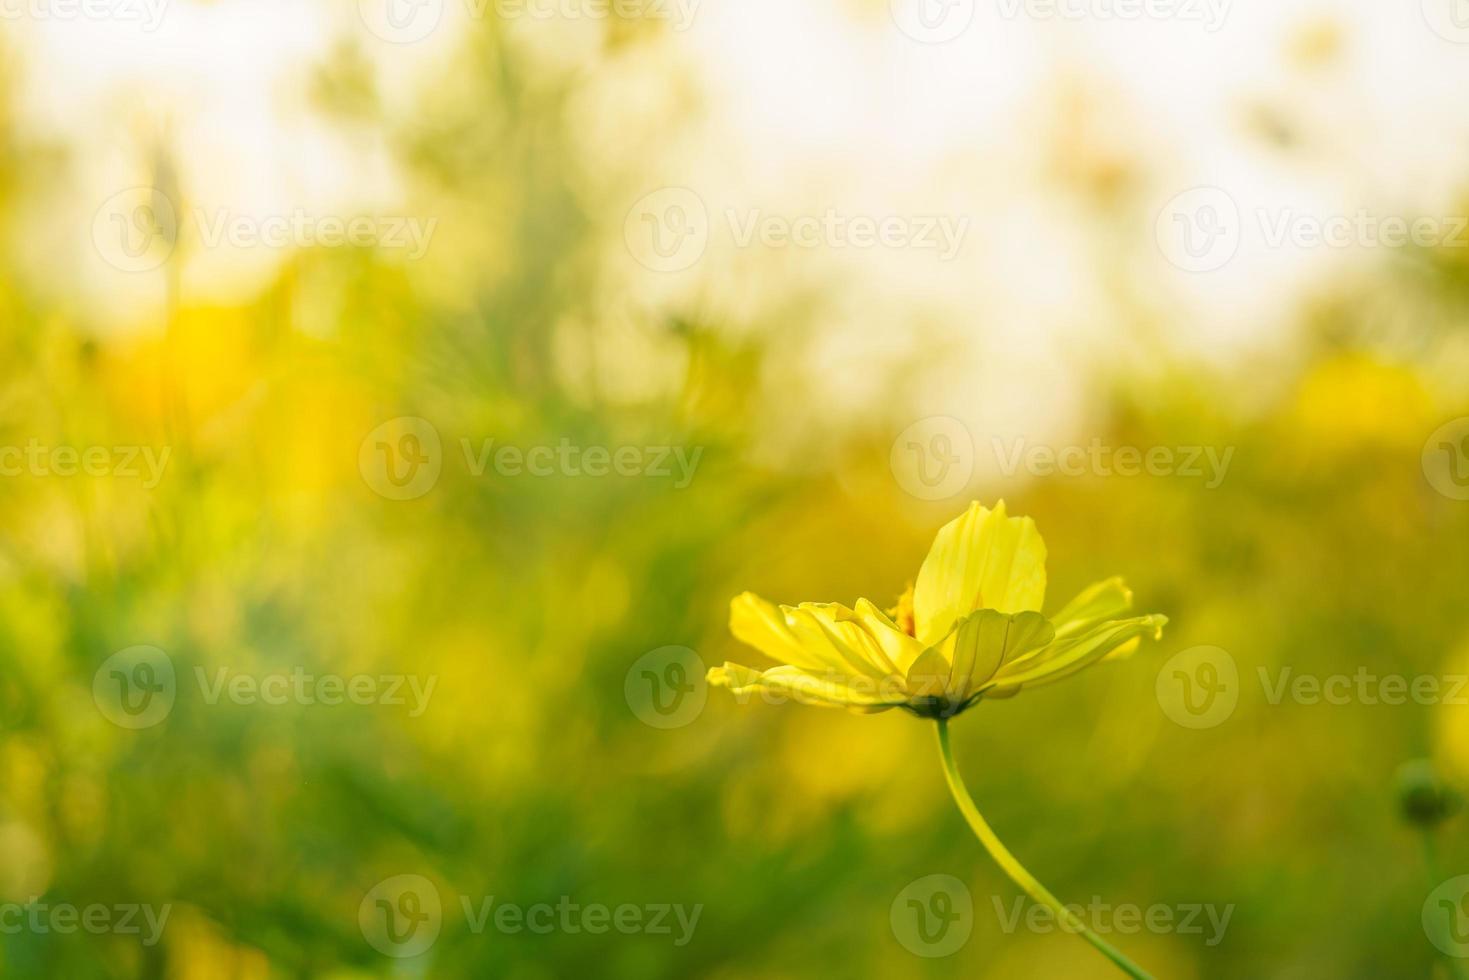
[709,500,1169,978]
[709,500,1166,719]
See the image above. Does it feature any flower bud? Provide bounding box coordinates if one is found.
[1397,760,1464,828]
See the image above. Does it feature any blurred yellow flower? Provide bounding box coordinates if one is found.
[709,500,1166,719]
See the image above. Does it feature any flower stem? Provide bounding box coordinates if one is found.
[934,718,1155,979]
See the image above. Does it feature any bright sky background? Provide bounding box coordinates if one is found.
[8,0,1469,451]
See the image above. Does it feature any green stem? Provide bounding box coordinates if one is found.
[935,718,1155,979]
[1423,830,1444,891]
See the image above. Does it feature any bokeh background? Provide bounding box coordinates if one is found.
[3,0,1469,976]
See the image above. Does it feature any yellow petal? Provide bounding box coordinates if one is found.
[906,609,1055,702]
[1051,576,1134,639]
[987,614,1167,695]
[787,604,899,679]
[730,592,826,670]
[707,662,905,711]
[852,598,926,675]
[728,593,895,680]
[911,500,1047,645]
